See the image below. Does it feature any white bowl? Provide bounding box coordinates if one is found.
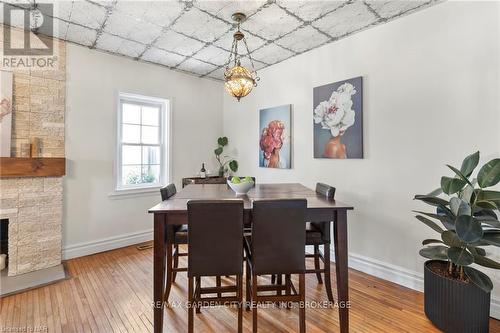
[227,179,254,195]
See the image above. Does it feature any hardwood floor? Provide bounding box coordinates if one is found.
[1,245,499,332]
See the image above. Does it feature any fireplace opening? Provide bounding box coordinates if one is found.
[0,218,7,271]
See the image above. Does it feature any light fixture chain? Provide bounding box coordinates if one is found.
[242,37,259,82]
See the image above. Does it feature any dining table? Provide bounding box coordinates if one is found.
[148,183,353,333]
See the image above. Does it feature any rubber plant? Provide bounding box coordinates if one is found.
[214,136,238,177]
[415,151,500,292]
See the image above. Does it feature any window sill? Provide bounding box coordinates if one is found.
[108,186,162,199]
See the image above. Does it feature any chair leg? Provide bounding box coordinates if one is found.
[195,277,201,313]
[323,243,335,303]
[164,244,173,302]
[216,276,222,298]
[237,275,243,333]
[245,262,251,311]
[299,274,306,333]
[188,276,194,333]
[252,274,258,333]
[314,245,323,284]
[172,244,179,283]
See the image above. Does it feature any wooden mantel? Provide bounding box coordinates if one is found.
[0,157,66,178]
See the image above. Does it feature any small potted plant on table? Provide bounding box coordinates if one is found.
[214,136,238,177]
[415,151,500,332]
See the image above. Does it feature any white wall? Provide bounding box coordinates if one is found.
[64,45,223,258]
[223,0,500,313]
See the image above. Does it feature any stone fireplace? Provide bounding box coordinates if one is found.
[0,26,65,281]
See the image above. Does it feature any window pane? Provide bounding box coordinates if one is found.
[141,125,159,144]
[122,145,141,165]
[142,165,160,184]
[142,106,159,126]
[122,103,140,124]
[123,124,140,143]
[122,165,141,185]
[142,146,160,165]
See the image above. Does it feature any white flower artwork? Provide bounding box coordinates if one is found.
[313,77,363,159]
[313,83,356,137]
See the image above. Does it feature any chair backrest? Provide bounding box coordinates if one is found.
[251,199,307,275]
[312,183,336,243]
[160,183,177,201]
[188,200,244,277]
[316,182,335,200]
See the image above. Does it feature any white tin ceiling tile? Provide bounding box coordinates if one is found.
[276,25,329,53]
[244,3,302,40]
[141,47,186,67]
[206,66,225,80]
[366,0,429,19]
[65,23,97,46]
[143,1,185,27]
[214,28,266,53]
[68,1,107,30]
[51,17,69,40]
[195,0,265,21]
[192,45,231,66]
[171,7,230,43]
[277,0,345,22]
[48,1,73,22]
[312,1,378,39]
[177,57,218,76]
[95,32,124,52]
[116,39,147,58]
[250,43,294,65]
[103,11,139,38]
[127,20,163,45]
[154,29,205,56]
[114,0,150,20]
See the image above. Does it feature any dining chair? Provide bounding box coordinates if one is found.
[160,183,188,301]
[187,200,244,333]
[244,199,307,333]
[306,182,336,302]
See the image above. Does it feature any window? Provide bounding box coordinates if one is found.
[115,93,170,192]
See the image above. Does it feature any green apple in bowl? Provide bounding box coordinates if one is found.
[227,177,254,195]
[231,176,241,184]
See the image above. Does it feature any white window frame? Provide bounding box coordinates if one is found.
[111,92,171,197]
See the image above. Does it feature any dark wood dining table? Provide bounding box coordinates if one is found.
[148,183,353,333]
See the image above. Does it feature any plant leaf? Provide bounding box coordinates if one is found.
[475,200,498,210]
[447,247,474,266]
[476,190,500,208]
[428,188,443,197]
[467,246,486,256]
[415,215,444,234]
[414,211,454,230]
[228,160,238,172]
[414,195,449,207]
[462,184,475,204]
[482,231,500,246]
[214,147,223,156]
[447,164,473,187]
[423,239,444,245]
[473,254,500,269]
[460,151,480,177]
[474,209,498,221]
[441,230,463,247]
[478,158,500,188]
[217,137,228,147]
[450,198,471,217]
[441,176,466,195]
[464,266,493,293]
[455,215,483,243]
[419,246,449,260]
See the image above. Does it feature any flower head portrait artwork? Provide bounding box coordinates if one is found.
[259,105,291,169]
[313,77,363,159]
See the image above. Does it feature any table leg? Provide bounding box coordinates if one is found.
[334,210,349,333]
[154,214,167,333]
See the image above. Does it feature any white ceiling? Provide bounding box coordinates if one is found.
[1,0,440,80]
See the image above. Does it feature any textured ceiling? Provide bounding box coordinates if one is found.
[1,0,440,80]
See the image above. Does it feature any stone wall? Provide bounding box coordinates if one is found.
[1,25,66,276]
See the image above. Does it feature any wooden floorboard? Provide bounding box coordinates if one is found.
[1,245,499,332]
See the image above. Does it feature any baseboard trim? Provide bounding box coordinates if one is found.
[334,250,500,319]
[62,229,153,260]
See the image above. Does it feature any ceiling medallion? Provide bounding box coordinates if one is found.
[224,12,260,102]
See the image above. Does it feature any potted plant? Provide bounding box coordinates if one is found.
[214,136,238,177]
[415,151,500,332]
